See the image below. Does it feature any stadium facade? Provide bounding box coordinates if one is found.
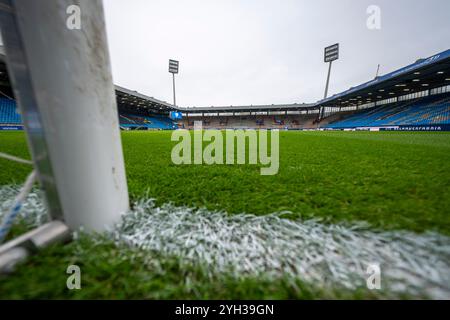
[1,47,449,131]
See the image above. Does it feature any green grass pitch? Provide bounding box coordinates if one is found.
[0,130,449,299]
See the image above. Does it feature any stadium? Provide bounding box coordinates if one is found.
[3,50,449,132]
[0,0,449,304]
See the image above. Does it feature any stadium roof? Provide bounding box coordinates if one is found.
[115,85,177,112]
[317,49,450,108]
[176,103,315,113]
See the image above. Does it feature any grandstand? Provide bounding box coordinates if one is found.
[316,49,450,131]
[0,79,177,132]
[177,103,318,130]
[119,113,177,130]
[115,85,178,130]
[0,94,177,131]
[181,114,317,129]
[326,93,450,130]
[0,49,177,130]
[0,98,21,124]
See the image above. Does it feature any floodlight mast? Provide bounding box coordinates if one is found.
[172,73,176,107]
[320,43,340,120]
[169,59,179,107]
[324,61,333,99]
[0,0,129,231]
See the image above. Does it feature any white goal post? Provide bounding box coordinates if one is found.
[0,0,129,231]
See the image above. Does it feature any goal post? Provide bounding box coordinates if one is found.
[0,0,129,231]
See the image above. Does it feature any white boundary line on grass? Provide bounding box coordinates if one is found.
[115,199,450,299]
[1,186,449,299]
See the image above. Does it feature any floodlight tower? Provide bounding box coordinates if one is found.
[321,43,340,119]
[169,59,179,107]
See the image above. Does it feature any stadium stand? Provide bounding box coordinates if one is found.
[0,98,21,124]
[119,113,177,130]
[315,49,450,131]
[3,90,449,131]
[180,114,317,129]
[326,93,450,129]
[0,97,176,130]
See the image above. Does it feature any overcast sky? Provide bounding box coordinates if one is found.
[103,0,450,107]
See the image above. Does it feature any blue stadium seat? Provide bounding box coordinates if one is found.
[0,98,22,124]
[326,94,450,129]
[0,98,177,130]
[119,112,177,129]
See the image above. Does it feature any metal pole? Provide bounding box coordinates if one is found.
[319,61,333,122]
[0,0,129,231]
[172,73,176,107]
[375,64,380,78]
[324,61,333,99]
[0,221,70,273]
